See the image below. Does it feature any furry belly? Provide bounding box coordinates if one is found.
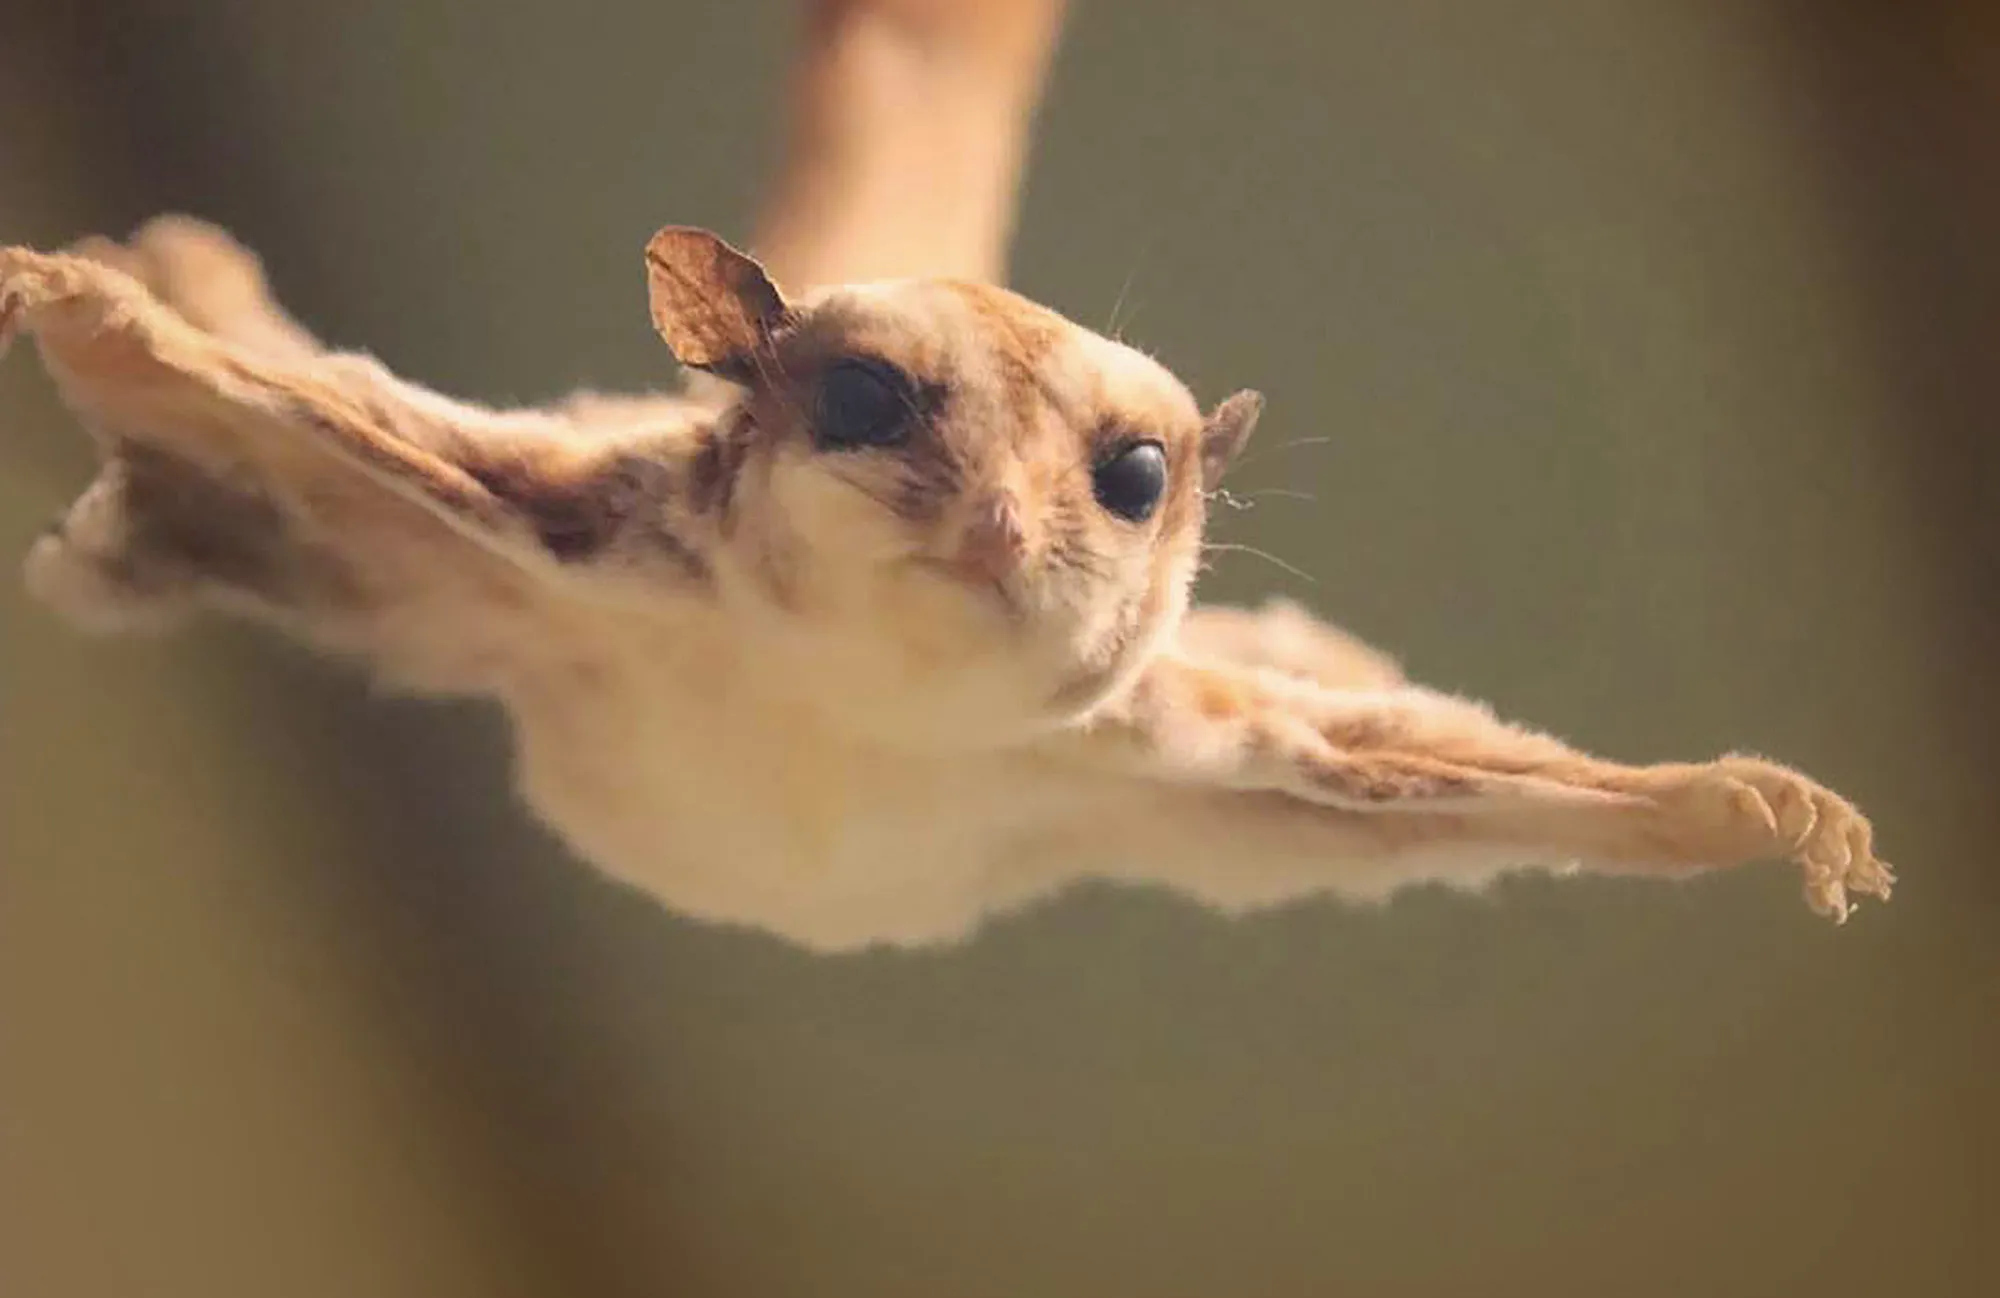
[501,686,1072,951]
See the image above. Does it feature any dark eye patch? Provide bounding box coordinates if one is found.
[1091,439,1168,523]
[813,357,917,452]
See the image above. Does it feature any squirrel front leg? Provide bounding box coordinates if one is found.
[68,214,326,363]
[1060,655,1895,923]
[4,247,720,694]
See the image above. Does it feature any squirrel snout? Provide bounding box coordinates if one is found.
[952,495,1032,585]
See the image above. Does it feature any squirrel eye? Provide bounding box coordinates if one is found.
[1091,440,1168,523]
[814,357,914,451]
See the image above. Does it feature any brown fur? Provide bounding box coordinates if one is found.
[0,220,1895,947]
[0,0,1893,946]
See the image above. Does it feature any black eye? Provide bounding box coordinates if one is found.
[814,357,915,451]
[1091,440,1168,523]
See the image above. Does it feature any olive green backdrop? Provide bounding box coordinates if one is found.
[2,3,1994,1296]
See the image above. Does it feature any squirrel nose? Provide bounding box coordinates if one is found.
[956,495,1031,583]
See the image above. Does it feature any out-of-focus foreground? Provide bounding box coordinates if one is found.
[1,3,1994,1297]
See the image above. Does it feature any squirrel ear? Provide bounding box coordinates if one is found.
[1200,389,1264,490]
[643,226,793,376]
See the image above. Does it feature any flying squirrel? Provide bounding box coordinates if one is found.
[0,216,1894,951]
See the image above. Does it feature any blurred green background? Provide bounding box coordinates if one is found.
[2,3,1994,1296]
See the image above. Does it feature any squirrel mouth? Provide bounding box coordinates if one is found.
[907,555,1025,621]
